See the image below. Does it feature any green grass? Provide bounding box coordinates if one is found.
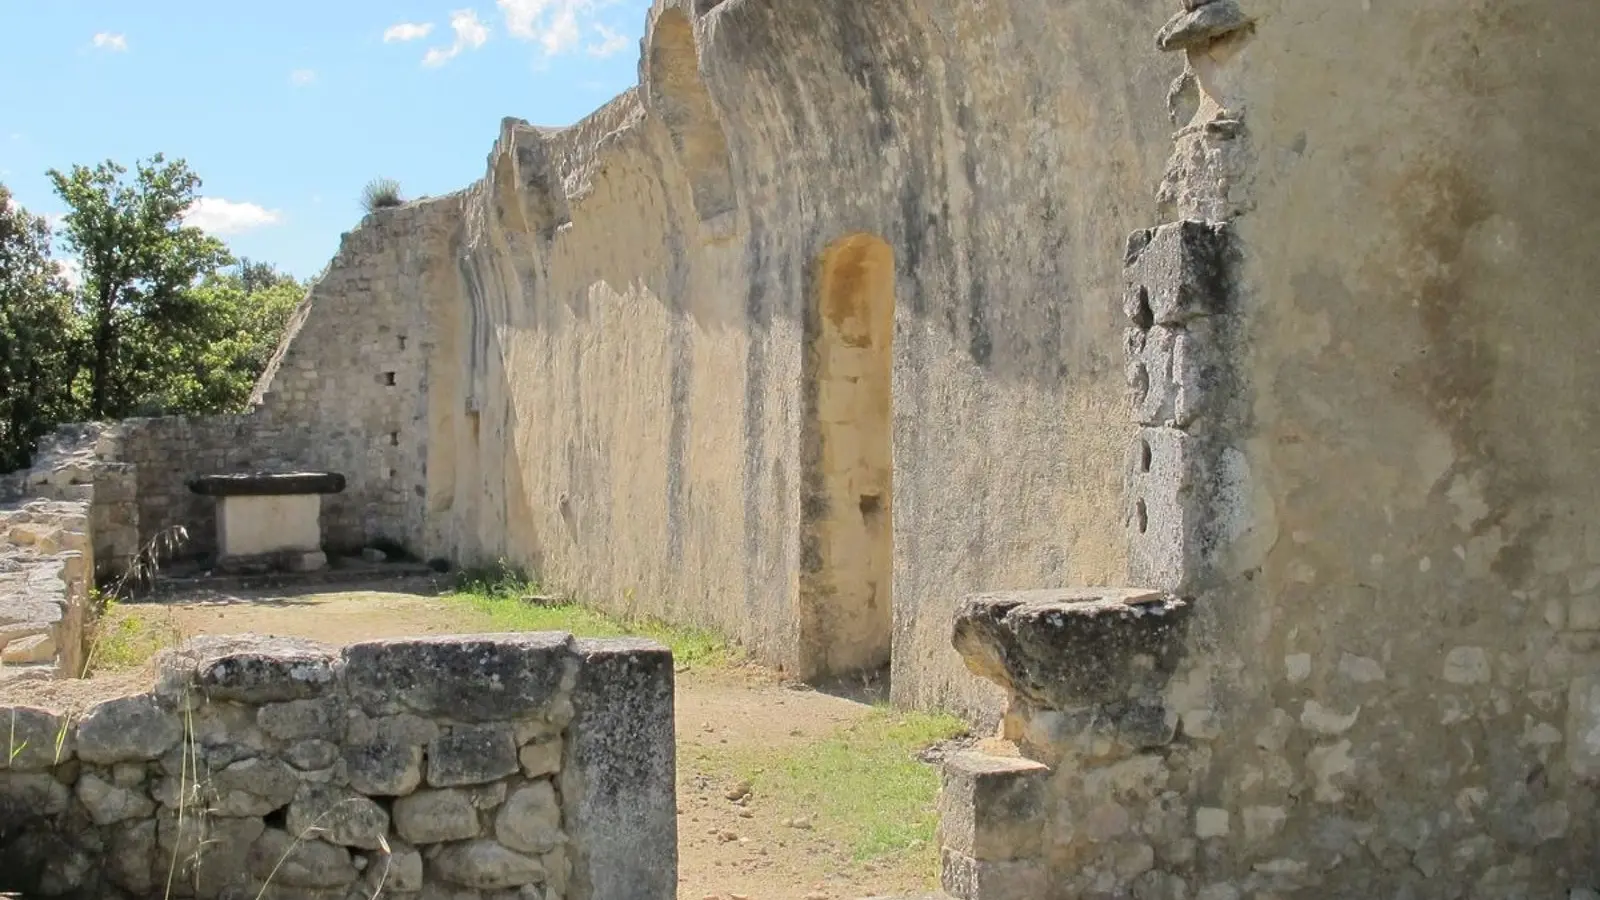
[449,562,736,668]
[86,597,186,672]
[726,707,969,867]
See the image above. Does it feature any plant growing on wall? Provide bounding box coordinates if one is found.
[361,177,404,213]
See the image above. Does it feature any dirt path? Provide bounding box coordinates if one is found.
[9,583,947,900]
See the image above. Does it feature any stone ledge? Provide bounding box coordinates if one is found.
[952,588,1191,710]
[186,471,347,496]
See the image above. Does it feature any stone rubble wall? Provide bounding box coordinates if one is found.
[0,498,94,682]
[0,632,676,900]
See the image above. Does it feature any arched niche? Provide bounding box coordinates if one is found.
[644,9,738,224]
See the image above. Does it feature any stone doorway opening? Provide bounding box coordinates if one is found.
[798,233,896,682]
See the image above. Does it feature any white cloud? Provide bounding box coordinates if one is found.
[289,68,316,86]
[92,32,128,51]
[422,9,490,67]
[182,198,283,236]
[586,23,629,58]
[499,0,624,57]
[55,258,83,289]
[384,21,435,42]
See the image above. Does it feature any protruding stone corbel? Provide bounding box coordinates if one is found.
[1156,0,1254,52]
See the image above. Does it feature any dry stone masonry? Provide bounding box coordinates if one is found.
[0,632,676,900]
[0,499,93,683]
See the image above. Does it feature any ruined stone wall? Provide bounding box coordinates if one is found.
[0,498,93,681]
[937,0,1600,897]
[0,632,676,900]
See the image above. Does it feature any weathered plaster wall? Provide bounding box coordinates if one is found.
[0,632,676,900]
[1175,0,1600,895]
[391,0,1182,717]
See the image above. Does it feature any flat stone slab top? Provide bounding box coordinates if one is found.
[187,471,347,496]
[952,587,1191,710]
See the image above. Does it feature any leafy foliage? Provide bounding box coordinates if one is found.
[361,177,404,213]
[0,186,75,470]
[0,155,306,472]
[48,154,235,418]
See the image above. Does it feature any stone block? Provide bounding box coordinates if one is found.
[1124,319,1226,429]
[247,828,359,889]
[496,780,563,854]
[561,637,676,900]
[940,847,1050,900]
[393,788,482,844]
[429,839,544,890]
[157,635,340,704]
[428,724,520,787]
[1125,427,1208,593]
[953,589,1191,710]
[1123,220,1234,327]
[75,772,155,825]
[343,736,423,797]
[0,706,73,770]
[341,632,576,721]
[287,783,390,850]
[210,756,301,816]
[938,751,1050,861]
[76,695,183,764]
[1567,672,1600,779]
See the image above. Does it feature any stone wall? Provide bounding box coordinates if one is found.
[933,0,1600,896]
[0,632,676,900]
[0,498,94,681]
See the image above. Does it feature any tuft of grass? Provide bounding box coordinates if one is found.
[361,178,404,213]
[85,597,186,673]
[725,708,968,872]
[449,561,735,669]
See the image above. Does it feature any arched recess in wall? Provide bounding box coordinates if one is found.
[645,9,738,223]
[798,233,896,680]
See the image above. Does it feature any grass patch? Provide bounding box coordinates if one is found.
[733,707,968,868]
[450,562,735,668]
[86,597,186,672]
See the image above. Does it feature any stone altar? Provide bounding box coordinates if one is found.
[187,472,346,573]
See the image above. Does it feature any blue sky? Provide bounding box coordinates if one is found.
[1,0,652,279]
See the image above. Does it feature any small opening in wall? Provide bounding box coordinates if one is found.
[389,431,400,446]
[398,335,408,351]
[1135,499,1149,534]
[389,469,398,479]
[1132,285,1154,330]
[859,493,883,520]
[1140,439,1152,473]
[383,372,396,386]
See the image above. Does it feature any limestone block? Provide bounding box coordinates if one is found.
[938,751,1050,861]
[258,696,347,742]
[286,783,390,849]
[343,735,424,796]
[496,780,563,854]
[284,739,340,771]
[393,788,483,844]
[76,695,183,764]
[247,828,359,889]
[210,756,301,816]
[106,820,158,895]
[1124,319,1225,429]
[952,589,1191,710]
[427,724,520,787]
[429,839,545,890]
[157,635,340,704]
[0,771,72,816]
[75,771,155,825]
[560,637,677,900]
[217,494,324,558]
[1125,427,1208,593]
[1123,220,1234,328]
[940,847,1050,900]
[341,632,576,721]
[519,738,562,778]
[1566,672,1600,779]
[0,706,73,770]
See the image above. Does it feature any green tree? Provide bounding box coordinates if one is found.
[48,154,233,418]
[156,262,303,413]
[0,186,75,470]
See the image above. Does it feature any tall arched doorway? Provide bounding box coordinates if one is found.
[798,234,895,680]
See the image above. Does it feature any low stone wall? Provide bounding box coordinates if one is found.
[0,632,677,900]
[0,498,95,682]
[2,423,137,582]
